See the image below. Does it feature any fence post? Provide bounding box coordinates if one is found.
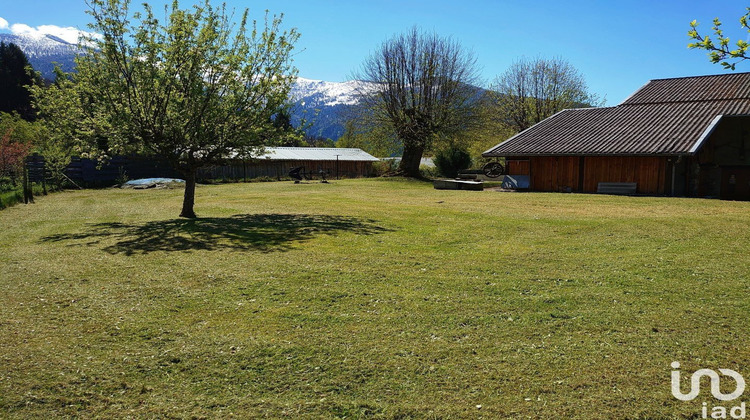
[23,160,32,204]
[42,164,47,195]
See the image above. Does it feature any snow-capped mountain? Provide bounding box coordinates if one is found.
[0,33,83,80]
[290,77,374,107]
[1,34,369,140]
[288,77,376,140]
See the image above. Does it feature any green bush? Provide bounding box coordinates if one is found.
[371,159,399,177]
[40,148,72,189]
[0,184,47,210]
[0,189,22,209]
[434,146,472,178]
[419,164,437,179]
[0,177,16,193]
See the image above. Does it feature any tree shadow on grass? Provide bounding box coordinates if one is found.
[41,213,393,255]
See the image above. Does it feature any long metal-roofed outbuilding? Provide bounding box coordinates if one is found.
[483,72,750,200]
[199,147,380,180]
[261,147,379,162]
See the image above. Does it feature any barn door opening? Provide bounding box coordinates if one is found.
[720,166,750,201]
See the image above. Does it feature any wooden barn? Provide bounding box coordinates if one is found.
[199,147,379,180]
[483,73,750,200]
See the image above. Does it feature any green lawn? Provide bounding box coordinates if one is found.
[1,178,749,418]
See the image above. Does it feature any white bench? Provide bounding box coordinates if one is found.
[433,179,484,191]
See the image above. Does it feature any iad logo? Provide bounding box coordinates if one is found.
[671,361,745,401]
[672,361,747,419]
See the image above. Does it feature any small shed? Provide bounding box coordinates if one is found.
[199,147,379,180]
[482,72,750,200]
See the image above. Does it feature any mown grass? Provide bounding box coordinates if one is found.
[1,178,749,418]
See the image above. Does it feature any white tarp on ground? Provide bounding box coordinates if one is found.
[123,178,185,189]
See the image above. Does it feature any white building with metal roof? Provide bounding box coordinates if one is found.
[259,147,379,162]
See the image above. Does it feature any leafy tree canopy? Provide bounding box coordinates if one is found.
[337,119,402,159]
[688,7,750,69]
[32,0,299,217]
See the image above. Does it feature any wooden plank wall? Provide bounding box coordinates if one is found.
[199,160,375,180]
[507,160,530,175]
[529,156,580,192]
[526,156,669,195]
[33,155,373,186]
[581,156,667,195]
[65,156,180,186]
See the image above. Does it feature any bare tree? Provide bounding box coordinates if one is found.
[490,57,601,132]
[354,27,480,177]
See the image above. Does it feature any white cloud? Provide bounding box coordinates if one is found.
[2,19,101,45]
[37,24,100,44]
[10,23,44,39]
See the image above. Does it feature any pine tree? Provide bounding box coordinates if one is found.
[0,42,37,121]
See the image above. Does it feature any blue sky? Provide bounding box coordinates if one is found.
[0,1,746,104]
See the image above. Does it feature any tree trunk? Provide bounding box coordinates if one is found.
[397,143,425,178]
[180,169,197,218]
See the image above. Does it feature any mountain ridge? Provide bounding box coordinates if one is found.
[0,33,81,79]
[289,77,374,140]
[1,32,363,140]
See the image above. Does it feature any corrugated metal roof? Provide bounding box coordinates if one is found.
[624,72,750,104]
[483,73,750,157]
[260,147,379,162]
